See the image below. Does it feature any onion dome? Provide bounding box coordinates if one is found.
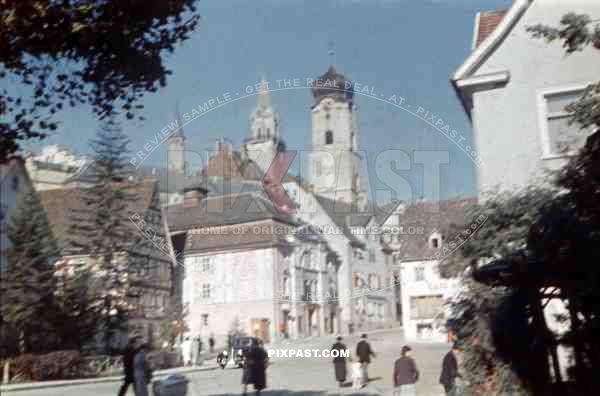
[311,65,354,105]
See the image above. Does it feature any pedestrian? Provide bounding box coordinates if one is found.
[331,336,348,387]
[242,340,268,395]
[209,335,215,354]
[118,336,138,396]
[133,341,152,396]
[196,337,203,365]
[190,337,200,366]
[393,345,419,396]
[439,343,461,395]
[180,336,192,366]
[356,333,375,386]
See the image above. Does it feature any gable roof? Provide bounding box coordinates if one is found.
[474,9,509,48]
[394,198,477,261]
[451,0,532,118]
[453,0,531,81]
[39,179,159,254]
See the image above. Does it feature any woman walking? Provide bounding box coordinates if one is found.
[331,336,348,387]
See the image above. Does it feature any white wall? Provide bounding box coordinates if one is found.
[183,248,276,346]
[400,259,459,340]
[471,0,600,194]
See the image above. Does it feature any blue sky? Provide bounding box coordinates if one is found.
[26,0,513,202]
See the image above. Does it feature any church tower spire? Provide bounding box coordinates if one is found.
[309,65,364,206]
[242,77,283,173]
[168,105,186,174]
[250,78,279,141]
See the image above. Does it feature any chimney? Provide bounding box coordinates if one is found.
[183,184,209,208]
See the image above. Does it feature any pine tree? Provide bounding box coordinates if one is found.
[69,119,139,354]
[1,188,60,354]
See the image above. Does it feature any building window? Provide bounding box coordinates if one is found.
[429,232,442,249]
[540,88,590,157]
[325,113,330,120]
[282,276,290,297]
[353,272,360,288]
[202,284,211,299]
[325,130,333,145]
[410,295,444,320]
[202,314,209,326]
[11,175,19,191]
[266,128,271,137]
[415,266,425,282]
[201,257,212,272]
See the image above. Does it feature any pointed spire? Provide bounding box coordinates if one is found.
[172,101,185,139]
[256,77,272,110]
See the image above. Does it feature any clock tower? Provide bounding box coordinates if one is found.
[309,66,363,205]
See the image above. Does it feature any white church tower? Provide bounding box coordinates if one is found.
[309,66,363,205]
[168,112,186,174]
[242,79,283,173]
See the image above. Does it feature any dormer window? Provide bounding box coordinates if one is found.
[325,130,333,145]
[429,232,442,249]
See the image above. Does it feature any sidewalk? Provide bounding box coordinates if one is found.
[0,363,217,393]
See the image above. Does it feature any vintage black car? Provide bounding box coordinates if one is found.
[231,336,259,367]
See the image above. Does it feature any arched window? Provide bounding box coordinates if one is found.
[325,130,333,145]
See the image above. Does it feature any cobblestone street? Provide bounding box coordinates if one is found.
[6,329,450,396]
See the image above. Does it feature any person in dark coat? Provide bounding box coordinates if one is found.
[393,345,419,396]
[242,340,268,395]
[209,335,215,354]
[356,334,375,384]
[439,343,461,395]
[331,336,348,387]
[118,337,139,396]
[133,341,151,396]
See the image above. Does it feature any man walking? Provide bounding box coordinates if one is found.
[118,337,138,396]
[133,341,151,396]
[331,336,348,387]
[393,345,419,396]
[356,334,375,387]
[439,343,461,395]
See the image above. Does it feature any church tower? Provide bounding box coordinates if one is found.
[309,66,363,204]
[242,79,282,174]
[168,112,186,174]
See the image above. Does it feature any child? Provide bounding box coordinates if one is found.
[351,357,363,389]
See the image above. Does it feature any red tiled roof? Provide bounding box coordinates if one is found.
[475,9,508,48]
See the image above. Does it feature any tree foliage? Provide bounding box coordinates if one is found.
[0,0,200,160]
[68,119,139,353]
[1,188,60,354]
